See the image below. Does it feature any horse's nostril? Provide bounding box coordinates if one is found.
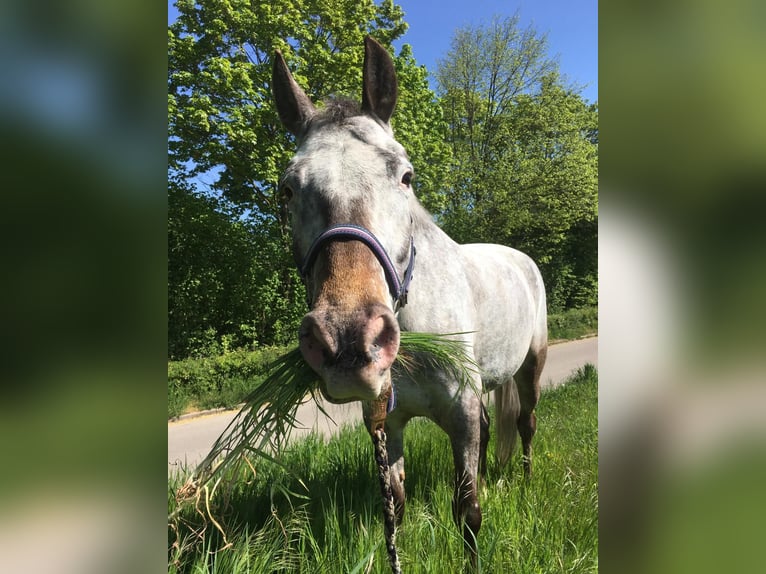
[373,326,393,350]
[363,309,399,370]
[299,313,336,372]
[311,324,328,352]
[359,316,385,353]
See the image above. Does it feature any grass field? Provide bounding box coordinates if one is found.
[169,364,597,573]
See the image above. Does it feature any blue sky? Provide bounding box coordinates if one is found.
[393,0,597,104]
[168,0,597,103]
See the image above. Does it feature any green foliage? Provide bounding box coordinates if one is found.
[169,366,598,573]
[168,345,289,417]
[390,44,453,213]
[435,16,598,312]
[168,0,450,358]
[168,175,305,358]
[169,0,409,196]
[548,306,598,341]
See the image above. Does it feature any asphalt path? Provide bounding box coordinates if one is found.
[168,336,597,473]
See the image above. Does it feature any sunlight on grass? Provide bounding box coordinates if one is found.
[168,365,597,573]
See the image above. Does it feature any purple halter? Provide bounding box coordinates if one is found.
[299,223,416,311]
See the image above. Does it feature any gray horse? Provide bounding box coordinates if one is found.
[272,37,547,564]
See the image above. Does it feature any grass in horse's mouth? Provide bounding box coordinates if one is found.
[173,331,476,509]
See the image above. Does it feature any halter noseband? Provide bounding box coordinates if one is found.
[299,223,416,311]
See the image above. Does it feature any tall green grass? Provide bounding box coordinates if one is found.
[169,365,597,573]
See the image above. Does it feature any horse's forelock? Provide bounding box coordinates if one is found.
[307,97,395,139]
[313,98,363,125]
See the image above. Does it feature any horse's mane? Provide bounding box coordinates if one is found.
[315,97,363,124]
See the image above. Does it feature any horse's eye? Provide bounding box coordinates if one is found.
[401,171,413,187]
[281,184,294,202]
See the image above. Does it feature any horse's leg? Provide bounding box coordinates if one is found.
[385,413,409,524]
[444,390,483,568]
[478,400,490,486]
[515,344,546,478]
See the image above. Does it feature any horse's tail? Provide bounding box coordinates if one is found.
[494,380,520,468]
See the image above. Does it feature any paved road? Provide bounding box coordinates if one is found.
[168,336,597,473]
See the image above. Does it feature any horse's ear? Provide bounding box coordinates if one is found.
[361,36,398,125]
[272,49,316,136]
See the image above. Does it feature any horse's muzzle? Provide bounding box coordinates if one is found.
[299,303,400,401]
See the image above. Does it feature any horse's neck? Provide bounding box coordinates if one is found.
[410,201,458,257]
[399,200,472,333]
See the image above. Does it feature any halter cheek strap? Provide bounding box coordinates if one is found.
[299,223,416,311]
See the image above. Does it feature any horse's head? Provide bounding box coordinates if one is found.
[273,37,415,403]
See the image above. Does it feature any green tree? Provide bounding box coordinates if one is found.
[168,175,303,358]
[492,76,598,309]
[435,16,598,311]
[391,44,453,213]
[168,0,450,357]
[436,15,555,173]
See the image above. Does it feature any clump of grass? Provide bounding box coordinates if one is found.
[393,331,478,388]
[174,332,477,512]
[174,347,320,502]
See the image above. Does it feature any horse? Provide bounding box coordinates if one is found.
[272,36,547,566]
